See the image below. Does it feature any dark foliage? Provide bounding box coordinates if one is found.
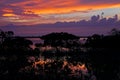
[0,29,120,80]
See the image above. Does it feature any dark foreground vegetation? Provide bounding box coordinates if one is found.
[0,28,120,80]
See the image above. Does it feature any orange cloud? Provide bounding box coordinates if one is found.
[2,8,13,13]
[8,0,120,15]
[0,0,120,25]
[2,13,16,17]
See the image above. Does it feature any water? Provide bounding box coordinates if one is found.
[26,38,87,45]
[26,38,44,44]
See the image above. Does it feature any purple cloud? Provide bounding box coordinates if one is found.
[1,14,120,36]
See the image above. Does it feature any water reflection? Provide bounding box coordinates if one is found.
[26,56,96,80]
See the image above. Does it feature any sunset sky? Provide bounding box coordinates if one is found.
[0,0,120,36]
[0,0,120,26]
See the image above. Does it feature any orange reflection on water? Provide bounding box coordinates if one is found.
[33,58,88,76]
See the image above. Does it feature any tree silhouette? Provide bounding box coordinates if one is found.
[85,34,103,48]
[84,29,120,80]
[0,33,34,80]
[0,30,14,45]
[41,32,80,47]
[41,32,80,57]
[0,29,5,44]
[109,28,120,36]
[5,31,14,38]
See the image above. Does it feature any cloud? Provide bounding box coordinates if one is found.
[70,9,93,14]
[0,0,26,4]
[1,15,120,36]
[0,0,120,26]
[80,0,120,5]
[1,0,120,15]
